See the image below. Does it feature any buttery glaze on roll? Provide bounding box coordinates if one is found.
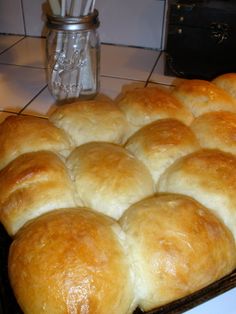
[8,208,136,314]
[66,142,155,219]
[117,86,193,136]
[158,149,236,241]
[125,118,200,183]
[191,111,236,154]
[49,99,129,146]
[119,194,236,312]
[212,73,236,99]
[0,115,72,171]
[172,79,236,117]
[0,151,77,236]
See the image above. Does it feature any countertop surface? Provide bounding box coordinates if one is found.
[0,34,235,314]
[0,35,177,121]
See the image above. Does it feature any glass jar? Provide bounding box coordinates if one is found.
[46,10,100,101]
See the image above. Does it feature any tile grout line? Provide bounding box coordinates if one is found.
[18,85,49,115]
[0,37,26,56]
[0,36,175,115]
[0,110,18,114]
[20,0,27,36]
[100,74,146,83]
[0,62,46,70]
[18,112,47,119]
[145,52,162,87]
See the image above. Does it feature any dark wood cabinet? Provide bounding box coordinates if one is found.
[165,0,236,79]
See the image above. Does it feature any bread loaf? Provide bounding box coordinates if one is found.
[191,111,236,154]
[0,115,72,171]
[0,78,235,313]
[66,142,155,219]
[212,73,236,99]
[49,99,129,146]
[172,79,236,117]
[119,194,236,311]
[117,86,193,136]
[158,149,236,241]
[125,118,200,183]
[8,208,136,314]
[0,151,77,235]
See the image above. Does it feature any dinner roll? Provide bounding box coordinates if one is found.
[119,194,236,312]
[49,99,129,146]
[0,151,77,236]
[125,119,200,183]
[191,111,236,154]
[172,79,236,117]
[158,149,236,240]
[117,86,193,136]
[8,208,135,314]
[212,73,236,99]
[66,142,155,219]
[0,115,72,171]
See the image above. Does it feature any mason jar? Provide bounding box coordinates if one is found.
[46,10,100,101]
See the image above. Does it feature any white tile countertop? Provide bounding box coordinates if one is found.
[0,34,177,119]
[0,34,235,314]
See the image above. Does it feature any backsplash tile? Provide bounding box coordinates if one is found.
[0,0,25,35]
[0,0,166,50]
[22,0,48,37]
[96,0,165,49]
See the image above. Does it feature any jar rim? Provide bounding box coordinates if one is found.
[46,9,99,31]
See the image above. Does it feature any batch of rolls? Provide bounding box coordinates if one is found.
[1,73,236,314]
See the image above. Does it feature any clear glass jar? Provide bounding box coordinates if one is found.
[46,10,100,101]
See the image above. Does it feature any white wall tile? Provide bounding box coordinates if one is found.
[161,0,169,49]
[22,0,48,37]
[96,0,165,49]
[1,0,166,50]
[0,0,25,35]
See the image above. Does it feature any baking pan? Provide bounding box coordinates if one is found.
[0,223,235,314]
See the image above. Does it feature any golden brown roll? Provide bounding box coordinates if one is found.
[66,142,155,219]
[158,149,236,240]
[172,79,236,117]
[191,111,236,154]
[117,86,193,136]
[0,151,77,236]
[49,99,129,146]
[119,194,236,312]
[0,115,72,171]
[125,119,200,183]
[8,208,136,314]
[212,73,236,99]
